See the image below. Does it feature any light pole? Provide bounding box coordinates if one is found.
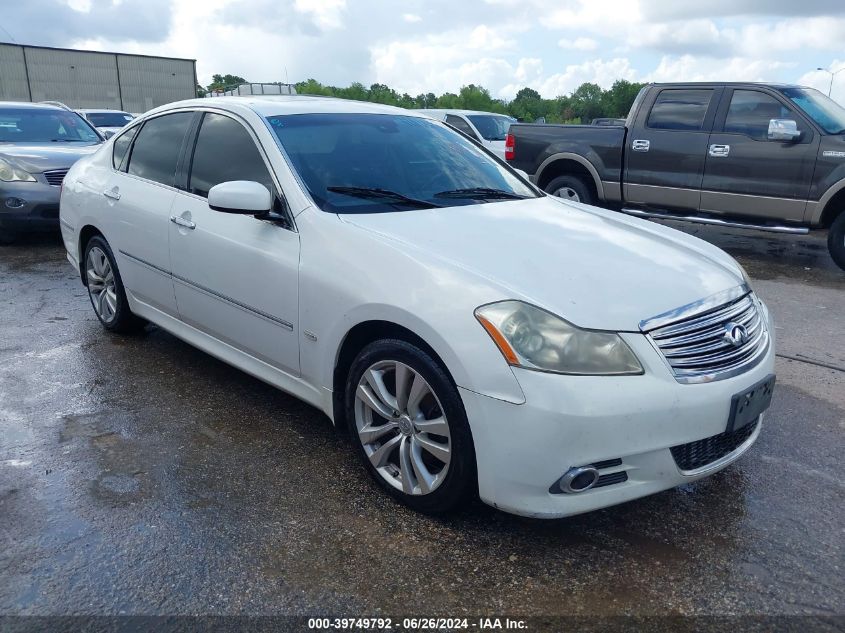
[816,67,845,96]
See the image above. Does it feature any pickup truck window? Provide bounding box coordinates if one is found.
[724,90,794,141]
[781,87,845,134]
[647,89,713,131]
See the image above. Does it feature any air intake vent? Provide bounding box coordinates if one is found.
[670,420,758,472]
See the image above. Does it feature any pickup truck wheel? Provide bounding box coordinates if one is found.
[828,211,845,271]
[545,175,594,205]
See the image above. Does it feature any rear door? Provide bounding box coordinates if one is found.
[168,110,301,375]
[624,87,722,211]
[700,88,819,222]
[105,112,193,317]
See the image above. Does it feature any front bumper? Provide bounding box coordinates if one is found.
[0,180,61,233]
[461,319,776,518]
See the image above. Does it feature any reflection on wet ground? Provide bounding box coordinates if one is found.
[0,232,843,616]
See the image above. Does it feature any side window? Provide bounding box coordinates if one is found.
[723,90,796,141]
[445,114,478,139]
[127,112,193,187]
[188,113,274,198]
[647,89,713,131]
[112,125,139,170]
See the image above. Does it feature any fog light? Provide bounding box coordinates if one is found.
[557,466,599,493]
[5,197,26,209]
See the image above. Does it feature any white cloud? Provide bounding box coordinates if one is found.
[558,37,598,51]
[293,0,346,30]
[403,13,421,23]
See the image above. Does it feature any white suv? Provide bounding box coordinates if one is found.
[59,96,775,518]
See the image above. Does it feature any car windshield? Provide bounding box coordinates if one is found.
[466,114,516,141]
[86,112,133,127]
[266,113,537,213]
[780,87,845,134]
[0,108,101,143]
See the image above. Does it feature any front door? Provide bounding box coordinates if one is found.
[700,88,819,222]
[168,111,301,375]
[624,87,721,211]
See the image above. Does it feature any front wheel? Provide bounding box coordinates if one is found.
[83,236,146,333]
[828,211,845,271]
[345,339,476,514]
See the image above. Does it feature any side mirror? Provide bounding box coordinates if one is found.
[768,119,801,142]
[208,180,273,214]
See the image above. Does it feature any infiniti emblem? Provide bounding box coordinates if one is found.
[723,322,749,347]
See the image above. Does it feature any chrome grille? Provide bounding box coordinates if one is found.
[43,169,68,186]
[644,292,768,383]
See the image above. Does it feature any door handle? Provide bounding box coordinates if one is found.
[102,188,120,200]
[632,139,650,152]
[170,215,196,229]
[709,144,730,157]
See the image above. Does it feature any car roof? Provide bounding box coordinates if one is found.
[0,101,71,113]
[151,96,431,119]
[650,81,805,90]
[415,108,514,118]
[78,108,132,114]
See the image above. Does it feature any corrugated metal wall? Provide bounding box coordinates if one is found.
[0,44,196,114]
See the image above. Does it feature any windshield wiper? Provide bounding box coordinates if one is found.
[434,187,528,200]
[326,186,441,209]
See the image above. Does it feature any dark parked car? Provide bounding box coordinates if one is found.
[0,102,102,244]
[506,82,845,270]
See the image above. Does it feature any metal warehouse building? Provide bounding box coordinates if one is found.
[0,43,197,113]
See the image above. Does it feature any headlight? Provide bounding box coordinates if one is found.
[475,301,643,376]
[0,157,36,182]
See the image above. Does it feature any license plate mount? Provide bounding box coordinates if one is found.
[727,374,776,433]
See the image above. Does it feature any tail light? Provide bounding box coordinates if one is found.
[504,133,515,161]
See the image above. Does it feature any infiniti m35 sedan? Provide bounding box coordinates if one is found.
[59,96,775,518]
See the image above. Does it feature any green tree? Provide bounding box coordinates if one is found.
[570,82,605,122]
[207,73,247,93]
[601,79,645,118]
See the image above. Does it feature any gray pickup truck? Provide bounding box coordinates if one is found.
[506,82,845,270]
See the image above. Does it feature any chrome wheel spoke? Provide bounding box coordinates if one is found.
[415,435,450,465]
[364,368,398,412]
[398,437,415,493]
[358,420,398,444]
[394,362,411,411]
[356,383,394,420]
[414,416,449,437]
[368,434,401,468]
[87,269,103,286]
[407,373,429,419]
[410,437,435,494]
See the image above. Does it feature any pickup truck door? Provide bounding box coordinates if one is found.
[700,88,819,222]
[624,87,722,211]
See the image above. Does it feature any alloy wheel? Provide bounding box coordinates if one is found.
[354,360,451,495]
[86,246,118,323]
[553,186,581,202]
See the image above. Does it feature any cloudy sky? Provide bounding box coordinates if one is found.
[4,0,845,101]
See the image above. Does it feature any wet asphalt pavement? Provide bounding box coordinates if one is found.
[0,225,843,620]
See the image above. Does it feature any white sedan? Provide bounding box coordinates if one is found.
[59,96,776,518]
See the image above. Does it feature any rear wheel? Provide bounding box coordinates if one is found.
[828,211,845,271]
[345,339,476,514]
[544,174,594,205]
[83,236,145,333]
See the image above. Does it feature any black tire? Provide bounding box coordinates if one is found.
[83,235,146,333]
[345,339,476,514]
[544,174,594,205]
[828,211,845,272]
[0,230,17,245]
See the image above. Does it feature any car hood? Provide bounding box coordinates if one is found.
[0,143,101,173]
[341,196,745,331]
